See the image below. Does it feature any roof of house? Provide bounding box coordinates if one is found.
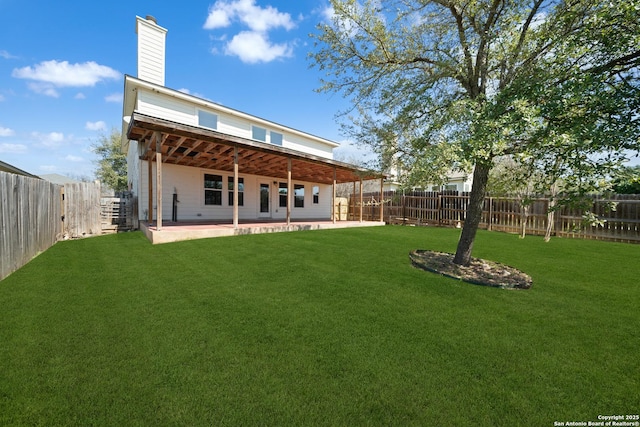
[39,174,83,185]
[0,160,39,178]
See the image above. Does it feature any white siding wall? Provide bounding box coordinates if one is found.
[127,140,140,195]
[137,162,333,222]
[134,88,335,160]
[217,113,252,140]
[137,91,196,125]
[283,133,334,159]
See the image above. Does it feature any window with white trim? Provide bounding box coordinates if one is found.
[252,126,266,142]
[198,110,218,130]
[313,186,319,204]
[270,131,283,146]
[204,174,223,205]
[228,176,244,206]
[294,184,304,208]
[279,182,288,208]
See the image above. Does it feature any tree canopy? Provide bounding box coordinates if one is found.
[311,0,640,265]
[611,165,640,194]
[92,128,127,192]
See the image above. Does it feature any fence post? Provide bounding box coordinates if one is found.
[488,197,493,231]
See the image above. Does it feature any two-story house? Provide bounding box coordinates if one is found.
[122,16,383,243]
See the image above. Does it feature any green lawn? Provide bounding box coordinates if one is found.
[0,226,638,426]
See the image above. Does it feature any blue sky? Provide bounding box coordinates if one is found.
[0,0,370,178]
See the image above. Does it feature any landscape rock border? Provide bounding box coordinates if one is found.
[409,250,533,290]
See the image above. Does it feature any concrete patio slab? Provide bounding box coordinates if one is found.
[140,220,385,244]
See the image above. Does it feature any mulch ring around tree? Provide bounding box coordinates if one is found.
[410,250,533,290]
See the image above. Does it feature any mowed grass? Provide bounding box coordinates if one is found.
[0,226,638,426]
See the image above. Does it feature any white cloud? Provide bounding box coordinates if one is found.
[0,143,27,154]
[28,82,60,98]
[204,0,297,63]
[225,31,293,63]
[321,5,335,21]
[204,0,295,32]
[0,126,15,137]
[12,60,120,88]
[0,50,17,59]
[31,131,66,148]
[204,7,232,29]
[86,121,106,131]
[319,3,362,38]
[64,154,84,162]
[105,93,123,103]
[75,92,86,99]
[39,165,58,172]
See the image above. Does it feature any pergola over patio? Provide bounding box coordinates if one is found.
[126,112,385,231]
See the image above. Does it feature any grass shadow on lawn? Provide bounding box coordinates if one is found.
[0,226,638,426]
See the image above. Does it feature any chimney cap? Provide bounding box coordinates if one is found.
[145,15,157,24]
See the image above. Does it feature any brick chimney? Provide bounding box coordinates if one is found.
[135,15,168,85]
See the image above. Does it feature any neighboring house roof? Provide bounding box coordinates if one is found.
[39,173,83,185]
[0,160,39,178]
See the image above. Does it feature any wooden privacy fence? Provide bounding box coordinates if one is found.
[63,182,102,239]
[349,191,640,244]
[1,171,62,281]
[1,173,137,281]
[100,192,137,233]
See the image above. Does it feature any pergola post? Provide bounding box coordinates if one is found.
[233,146,239,229]
[359,179,364,223]
[155,131,163,231]
[147,156,153,226]
[287,157,292,226]
[352,181,356,221]
[332,167,337,224]
[379,177,384,223]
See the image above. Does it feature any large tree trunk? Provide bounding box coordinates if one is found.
[544,200,555,242]
[453,162,491,266]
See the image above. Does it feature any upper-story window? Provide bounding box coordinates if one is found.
[252,126,267,142]
[270,131,283,146]
[198,110,218,130]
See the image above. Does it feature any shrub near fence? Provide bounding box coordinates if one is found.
[349,190,640,244]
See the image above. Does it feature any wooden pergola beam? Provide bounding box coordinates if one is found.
[127,112,384,185]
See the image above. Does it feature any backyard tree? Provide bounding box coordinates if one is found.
[92,128,127,192]
[311,0,640,265]
[611,165,640,194]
